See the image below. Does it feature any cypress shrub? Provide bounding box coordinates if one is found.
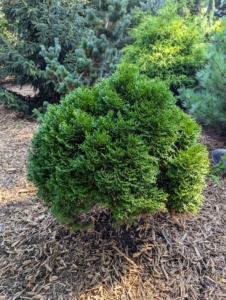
[122,2,208,95]
[28,65,209,229]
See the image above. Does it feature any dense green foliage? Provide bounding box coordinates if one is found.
[179,20,226,133]
[0,0,86,112]
[0,0,166,114]
[28,65,209,229]
[125,0,166,15]
[37,0,167,95]
[41,0,133,95]
[122,2,208,94]
[0,10,27,107]
[0,11,10,80]
[0,12,7,35]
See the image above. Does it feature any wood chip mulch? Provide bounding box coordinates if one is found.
[0,105,226,300]
[0,106,38,203]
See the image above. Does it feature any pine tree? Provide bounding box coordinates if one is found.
[41,0,133,95]
[41,0,167,96]
[127,0,166,14]
[0,12,8,81]
[179,19,226,133]
[0,0,167,113]
[0,0,85,112]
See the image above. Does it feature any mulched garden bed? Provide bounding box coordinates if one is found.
[0,105,226,300]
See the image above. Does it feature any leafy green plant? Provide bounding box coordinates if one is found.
[207,154,226,185]
[28,65,209,230]
[122,2,208,94]
[210,154,226,175]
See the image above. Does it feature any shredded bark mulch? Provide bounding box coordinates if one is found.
[0,105,226,300]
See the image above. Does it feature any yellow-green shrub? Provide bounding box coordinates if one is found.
[122,2,207,94]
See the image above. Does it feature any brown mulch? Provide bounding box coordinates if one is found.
[0,106,38,203]
[0,105,226,300]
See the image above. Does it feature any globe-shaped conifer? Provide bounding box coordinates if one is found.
[28,65,209,229]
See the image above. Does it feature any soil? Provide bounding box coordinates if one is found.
[0,100,226,300]
[1,79,38,97]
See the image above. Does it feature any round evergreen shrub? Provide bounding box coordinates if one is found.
[28,65,209,229]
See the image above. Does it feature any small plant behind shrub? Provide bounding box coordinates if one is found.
[28,65,209,229]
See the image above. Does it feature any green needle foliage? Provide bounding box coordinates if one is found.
[0,0,85,112]
[0,0,166,114]
[122,2,208,95]
[39,0,167,96]
[28,65,209,230]
[179,19,226,133]
[40,0,133,95]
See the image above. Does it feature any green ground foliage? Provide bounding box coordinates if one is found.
[28,65,209,230]
[179,19,226,133]
[122,2,208,94]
